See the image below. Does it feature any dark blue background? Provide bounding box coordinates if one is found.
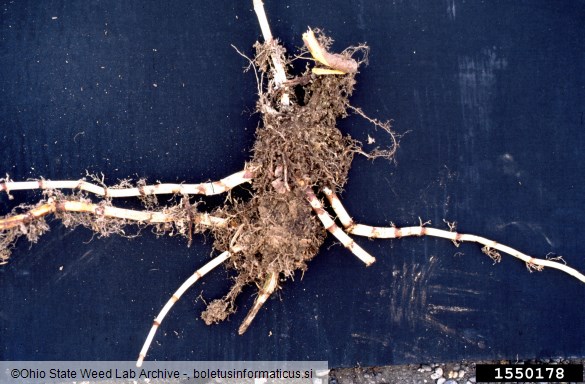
[1,1,584,367]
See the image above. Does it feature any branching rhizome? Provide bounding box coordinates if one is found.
[1,0,584,366]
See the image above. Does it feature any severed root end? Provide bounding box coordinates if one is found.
[302,28,359,74]
[238,272,279,335]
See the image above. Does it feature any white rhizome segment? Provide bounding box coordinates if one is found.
[136,251,232,367]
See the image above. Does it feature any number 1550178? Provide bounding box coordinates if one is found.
[475,364,583,382]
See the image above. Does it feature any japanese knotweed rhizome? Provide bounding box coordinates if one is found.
[1,0,584,366]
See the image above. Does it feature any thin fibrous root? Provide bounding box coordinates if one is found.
[324,188,585,283]
[136,250,232,368]
[302,185,375,266]
[348,105,399,161]
[0,168,255,198]
[0,199,227,230]
[238,272,278,335]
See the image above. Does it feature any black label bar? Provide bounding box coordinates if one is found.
[476,364,583,383]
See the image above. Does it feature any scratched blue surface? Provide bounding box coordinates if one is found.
[1,1,584,367]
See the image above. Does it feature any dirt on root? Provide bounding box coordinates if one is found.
[201,34,367,325]
[0,31,397,329]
